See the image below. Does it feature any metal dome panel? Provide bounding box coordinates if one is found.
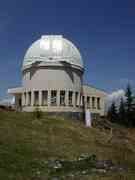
[23,35,84,69]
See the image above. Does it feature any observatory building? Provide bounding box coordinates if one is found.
[8,35,106,119]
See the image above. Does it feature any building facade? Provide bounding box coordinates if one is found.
[8,35,107,118]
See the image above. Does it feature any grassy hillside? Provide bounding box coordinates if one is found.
[0,111,135,179]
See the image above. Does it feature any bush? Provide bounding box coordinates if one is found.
[32,107,43,119]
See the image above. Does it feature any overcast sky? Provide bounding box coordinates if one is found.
[0,0,135,98]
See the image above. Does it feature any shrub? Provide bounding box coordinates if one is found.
[32,107,43,119]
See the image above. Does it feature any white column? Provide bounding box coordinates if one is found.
[77,92,80,106]
[65,91,69,106]
[26,92,29,106]
[48,90,51,107]
[57,90,60,106]
[39,91,42,106]
[31,91,34,106]
[90,97,91,109]
[85,109,92,127]
[21,93,25,106]
[89,97,91,109]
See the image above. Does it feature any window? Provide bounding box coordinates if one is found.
[42,91,48,106]
[92,97,96,109]
[51,90,57,106]
[68,91,73,106]
[34,91,39,106]
[19,98,22,107]
[82,96,85,107]
[60,91,65,106]
[87,96,90,108]
[97,97,101,110]
[24,92,26,105]
[28,92,31,106]
[75,92,79,106]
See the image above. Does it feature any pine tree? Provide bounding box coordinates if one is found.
[125,84,134,111]
[107,101,118,123]
[125,84,135,126]
[118,97,126,125]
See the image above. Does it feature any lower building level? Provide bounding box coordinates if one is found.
[8,84,107,117]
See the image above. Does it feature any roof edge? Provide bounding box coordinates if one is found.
[83,84,108,95]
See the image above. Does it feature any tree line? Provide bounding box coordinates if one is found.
[107,84,135,127]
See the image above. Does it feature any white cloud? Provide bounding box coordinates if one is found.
[0,97,15,106]
[107,89,125,102]
[105,89,125,110]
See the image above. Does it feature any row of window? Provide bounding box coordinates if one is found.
[23,90,101,110]
[83,96,101,109]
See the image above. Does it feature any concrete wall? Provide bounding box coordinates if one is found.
[82,85,107,116]
[22,65,83,92]
[20,64,83,113]
[9,65,107,117]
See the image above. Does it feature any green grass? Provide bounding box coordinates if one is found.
[0,111,135,179]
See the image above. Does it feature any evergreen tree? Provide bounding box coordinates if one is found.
[118,97,126,125]
[107,101,118,123]
[125,84,135,126]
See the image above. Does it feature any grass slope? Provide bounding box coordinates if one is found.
[0,111,135,179]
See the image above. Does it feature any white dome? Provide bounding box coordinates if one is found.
[23,35,83,69]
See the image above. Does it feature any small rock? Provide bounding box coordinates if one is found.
[110,165,128,172]
[48,160,62,169]
[97,169,107,173]
[81,170,87,175]
[51,177,60,180]
[95,160,113,169]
